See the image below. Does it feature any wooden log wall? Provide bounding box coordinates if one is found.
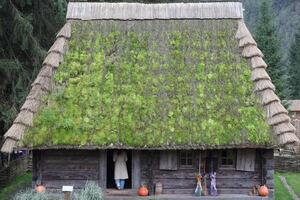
[261,149,274,198]
[274,154,300,173]
[140,149,268,195]
[34,150,102,189]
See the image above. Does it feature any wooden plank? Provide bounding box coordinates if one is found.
[159,151,178,170]
[99,150,107,188]
[236,149,255,172]
[132,150,141,189]
[42,171,98,180]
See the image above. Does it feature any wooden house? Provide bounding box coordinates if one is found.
[287,100,300,152]
[1,2,299,199]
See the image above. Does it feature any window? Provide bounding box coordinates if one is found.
[219,149,236,169]
[179,151,194,168]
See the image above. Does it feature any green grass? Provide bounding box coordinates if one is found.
[0,172,32,200]
[284,172,300,197]
[274,173,294,200]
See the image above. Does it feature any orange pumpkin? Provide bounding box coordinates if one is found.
[35,184,46,193]
[258,185,269,197]
[138,186,149,196]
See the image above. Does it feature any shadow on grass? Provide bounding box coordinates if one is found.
[0,172,32,200]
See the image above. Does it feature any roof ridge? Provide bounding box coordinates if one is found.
[236,20,299,148]
[66,2,243,20]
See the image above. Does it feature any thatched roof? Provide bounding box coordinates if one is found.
[66,2,243,20]
[287,100,300,112]
[1,2,299,153]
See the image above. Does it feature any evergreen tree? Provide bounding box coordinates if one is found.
[255,0,287,99]
[0,0,66,138]
[288,25,300,99]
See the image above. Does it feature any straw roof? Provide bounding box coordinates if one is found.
[1,2,299,153]
[287,100,300,112]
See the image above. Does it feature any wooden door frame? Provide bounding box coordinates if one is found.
[100,150,141,190]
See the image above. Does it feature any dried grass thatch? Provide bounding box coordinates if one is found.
[4,124,27,141]
[37,65,54,78]
[242,45,264,58]
[43,52,62,68]
[66,2,243,20]
[57,22,71,39]
[267,113,290,126]
[32,76,52,92]
[265,101,288,118]
[251,68,271,81]
[259,89,279,105]
[235,20,251,39]
[48,37,67,55]
[26,85,48,100]
[236,20,299,147]
[278,132,300,146]
[14,111,34,127]
[21,99,41,113]
[239,35,256,48]
[254,80,275,92]
[273,122,296,135]
[250,56,268,69]
[1,139,17,153]
[287,100,300,112]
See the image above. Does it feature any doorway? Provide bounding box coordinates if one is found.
[106,150,132,189]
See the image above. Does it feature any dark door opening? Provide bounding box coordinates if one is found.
[107,150,132,189]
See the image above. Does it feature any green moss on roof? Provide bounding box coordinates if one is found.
[24,20,273,149]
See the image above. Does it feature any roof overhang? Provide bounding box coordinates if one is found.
[66,2,243,20]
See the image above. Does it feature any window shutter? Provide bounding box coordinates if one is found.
[236,149,255,172]
[159,151,178,170]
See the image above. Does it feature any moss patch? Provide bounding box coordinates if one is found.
[24,20,272,148]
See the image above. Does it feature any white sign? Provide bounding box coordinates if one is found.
[62,186,74,192]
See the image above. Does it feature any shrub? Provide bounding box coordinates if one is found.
[75,181,104,200]
[13,189,49,200]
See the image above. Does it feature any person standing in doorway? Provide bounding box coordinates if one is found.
[113,150,128,190]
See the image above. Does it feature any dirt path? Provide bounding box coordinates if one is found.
[279,176,300,200]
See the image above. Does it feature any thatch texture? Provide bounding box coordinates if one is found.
[254,80,275,92]
[4,124,27,141]
[239,35,256,48]
[14,111,34,127]
[259,89,280,105]
[250,57,268,69]
[1,22,71,153]
[43,52,61,68]
[20,99,41,113]
[1,139,17,154]
[287,100,300,112]
[56,22,71,39]
[66,2,243,20]
[251,68,271,81]
[26,85,48,100]
[267,113,290,126]
[38,66,54,78]
[1,3,299,153]
[236,20,299,148]
[242,45,264,58]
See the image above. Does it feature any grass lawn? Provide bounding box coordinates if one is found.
[0,172,299,200]
[284,172,300,197]
[0,172,32,200]
[274,173,294,200]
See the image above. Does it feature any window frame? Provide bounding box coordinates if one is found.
[179,150,195,169]
[218,149,236,169]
